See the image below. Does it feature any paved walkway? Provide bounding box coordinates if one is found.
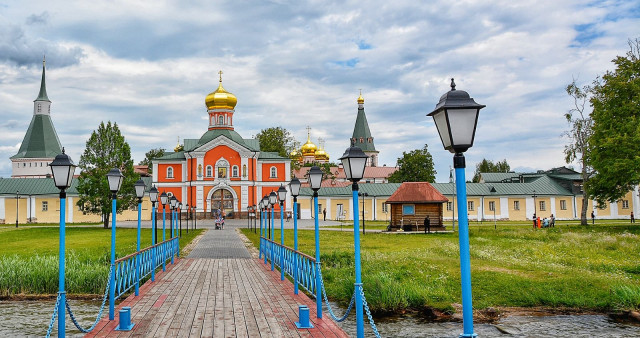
[88,223,347,337]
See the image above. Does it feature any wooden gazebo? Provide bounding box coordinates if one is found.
[385,182,448,231]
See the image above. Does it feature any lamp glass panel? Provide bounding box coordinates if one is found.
[289,178,301,196]
[341,157,352,180]
[349,157,367,181]
[149,188,158,202]
[51,165,70,188]
[309,167,322,189]
[432,109,451,150]
[160,193,168,205]
[278,186,287,202]
[446,108,478,147]
[135,180,145,198]
[269,192,277,205]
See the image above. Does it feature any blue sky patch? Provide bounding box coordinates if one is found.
[357,40,372,50]
[331,58,359,68]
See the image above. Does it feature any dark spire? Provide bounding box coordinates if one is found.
[35,57,50,102]
[351,92,377,152]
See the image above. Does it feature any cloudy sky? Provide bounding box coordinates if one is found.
[0,0,638,182]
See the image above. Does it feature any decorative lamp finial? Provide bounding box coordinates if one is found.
[62,147,65,154]
[450,78,456,91]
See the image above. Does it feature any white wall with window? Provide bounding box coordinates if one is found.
[167,166,174,178]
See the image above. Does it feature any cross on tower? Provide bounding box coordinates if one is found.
[218,70,223,83]
[306,126,311,138]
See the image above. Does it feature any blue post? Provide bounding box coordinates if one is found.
[263,208,268,265]
[271,206,275,271]
[455,154,476,338]
[280,202,285,281]
[352,187,364,338]
[293,198,298,295]
[314,193,322,319]
[170,208,174,264]
[135,199,141,296]
[162,205,166,271]
[109,196,116,320]
[151,203,156,282]
[259,208,263,259]
[58,195,66,337]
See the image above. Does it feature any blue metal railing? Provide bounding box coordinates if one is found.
[113,237,179,299]
[260,237,316,296]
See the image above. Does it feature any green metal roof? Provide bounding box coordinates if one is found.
[299,183,401,197]
[258,152,288,160]
[191,129,259,151]
[35,62,50,102]
[156,151,186,161]
[0,176,153,196]
[351,106,377,152]
[479,172,521,183]
[184,138,198,151]
[11,114,62,159]
[432,176,572,196]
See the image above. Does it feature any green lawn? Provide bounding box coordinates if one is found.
[242,223,640,314]
[0,226,202,296]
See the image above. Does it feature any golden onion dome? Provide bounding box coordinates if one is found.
[314,148,328,160]
[205,71,237,109]
[301,140,317,156]
[357,90,364,104]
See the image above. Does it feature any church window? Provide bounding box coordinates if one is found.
[360,137,364,143]
[232,165,239,177]
[42,201,48,211]
[242,165,247,177]
[23,163,26,167]
[368,138,372,143]
[219,116,224,125]
[167,166,174,178]
[37,103,41,113]
[270,166,277,178]
[206,165,213,177]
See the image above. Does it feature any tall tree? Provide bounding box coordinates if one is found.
[76,121,139,228]
[388,144,436,183]
[138,148,166,174]
[256,127,296,158]
[563,79,594,225]
[587,38,640,207]
[472,159,511,182]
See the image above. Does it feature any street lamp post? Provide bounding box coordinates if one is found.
[359,192,369,235]
[185,203,189,233]
[49,148,76,337]
[269,191,277,271]
[170,196,177,264]
[134,179,146,297]
[160,192,168,271]
[149,186,158,282]
[289,177,301,294]
[428,78,485,338]
[532,190,537,229]
[106,168,124,321]
[277,185,287,281]
[179,202,182,237]
[339,145,368,338]
[308,166,324,319]
[262,196,268,264]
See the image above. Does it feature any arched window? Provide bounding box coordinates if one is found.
[242,164,247,177]
[216,159,229,178]
[219,116,224,125]
[270,166,277,178]
[206,165,213,177]
[232,165,239,177]
[37,103,41,113]
[167,166,174,178]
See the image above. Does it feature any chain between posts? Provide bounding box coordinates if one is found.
[359,284,381,338]
[318,267,356,322]
[66,264,113,333]
[45,292,63,338]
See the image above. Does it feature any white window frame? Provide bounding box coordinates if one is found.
[446,201,452,211]
[232,165,239,177]
[560,200,567,210]
[488,201,495,212]
[468,201,474,211]
[539,200,546,211]
[513,200,520,210]
[167,166,174,179]
[206,165,213,177]
[622,200,630,209]
[42,201,48,211]
[270,166,277,178]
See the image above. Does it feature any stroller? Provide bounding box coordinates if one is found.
[215,215,224,230]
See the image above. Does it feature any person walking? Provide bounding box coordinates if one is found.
[591,211,595,225]
[550,214,555,227]
[424,215,431,234]
[631,211,635,223]
[533,213,537,229]
[323,208,327,221]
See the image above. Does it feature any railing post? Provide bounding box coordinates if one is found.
[263,209,268,265]
[259,208,263,259]
[151,203,156,282]
[314,192,322,319]
[109,195,117,320]
[58,193,66,337]
[135,199,141,296]
[293,198,299,295]
[271,207,275,271]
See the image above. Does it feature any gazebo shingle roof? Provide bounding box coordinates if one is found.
[386,182,448,204]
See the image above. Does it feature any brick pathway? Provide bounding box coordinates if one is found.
[88,224,347,337]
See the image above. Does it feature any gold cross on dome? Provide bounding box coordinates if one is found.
[218,70,223,82]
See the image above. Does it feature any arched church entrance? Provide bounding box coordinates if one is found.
[210,188,235,219]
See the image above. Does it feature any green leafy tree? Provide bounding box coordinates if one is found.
[76,121,139,228]
[256,127,295,158]
[388,144,436,183]
[587,38,640,207]
[563,79,594,225]
[472,159,511,182]
[138,148,166,174]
